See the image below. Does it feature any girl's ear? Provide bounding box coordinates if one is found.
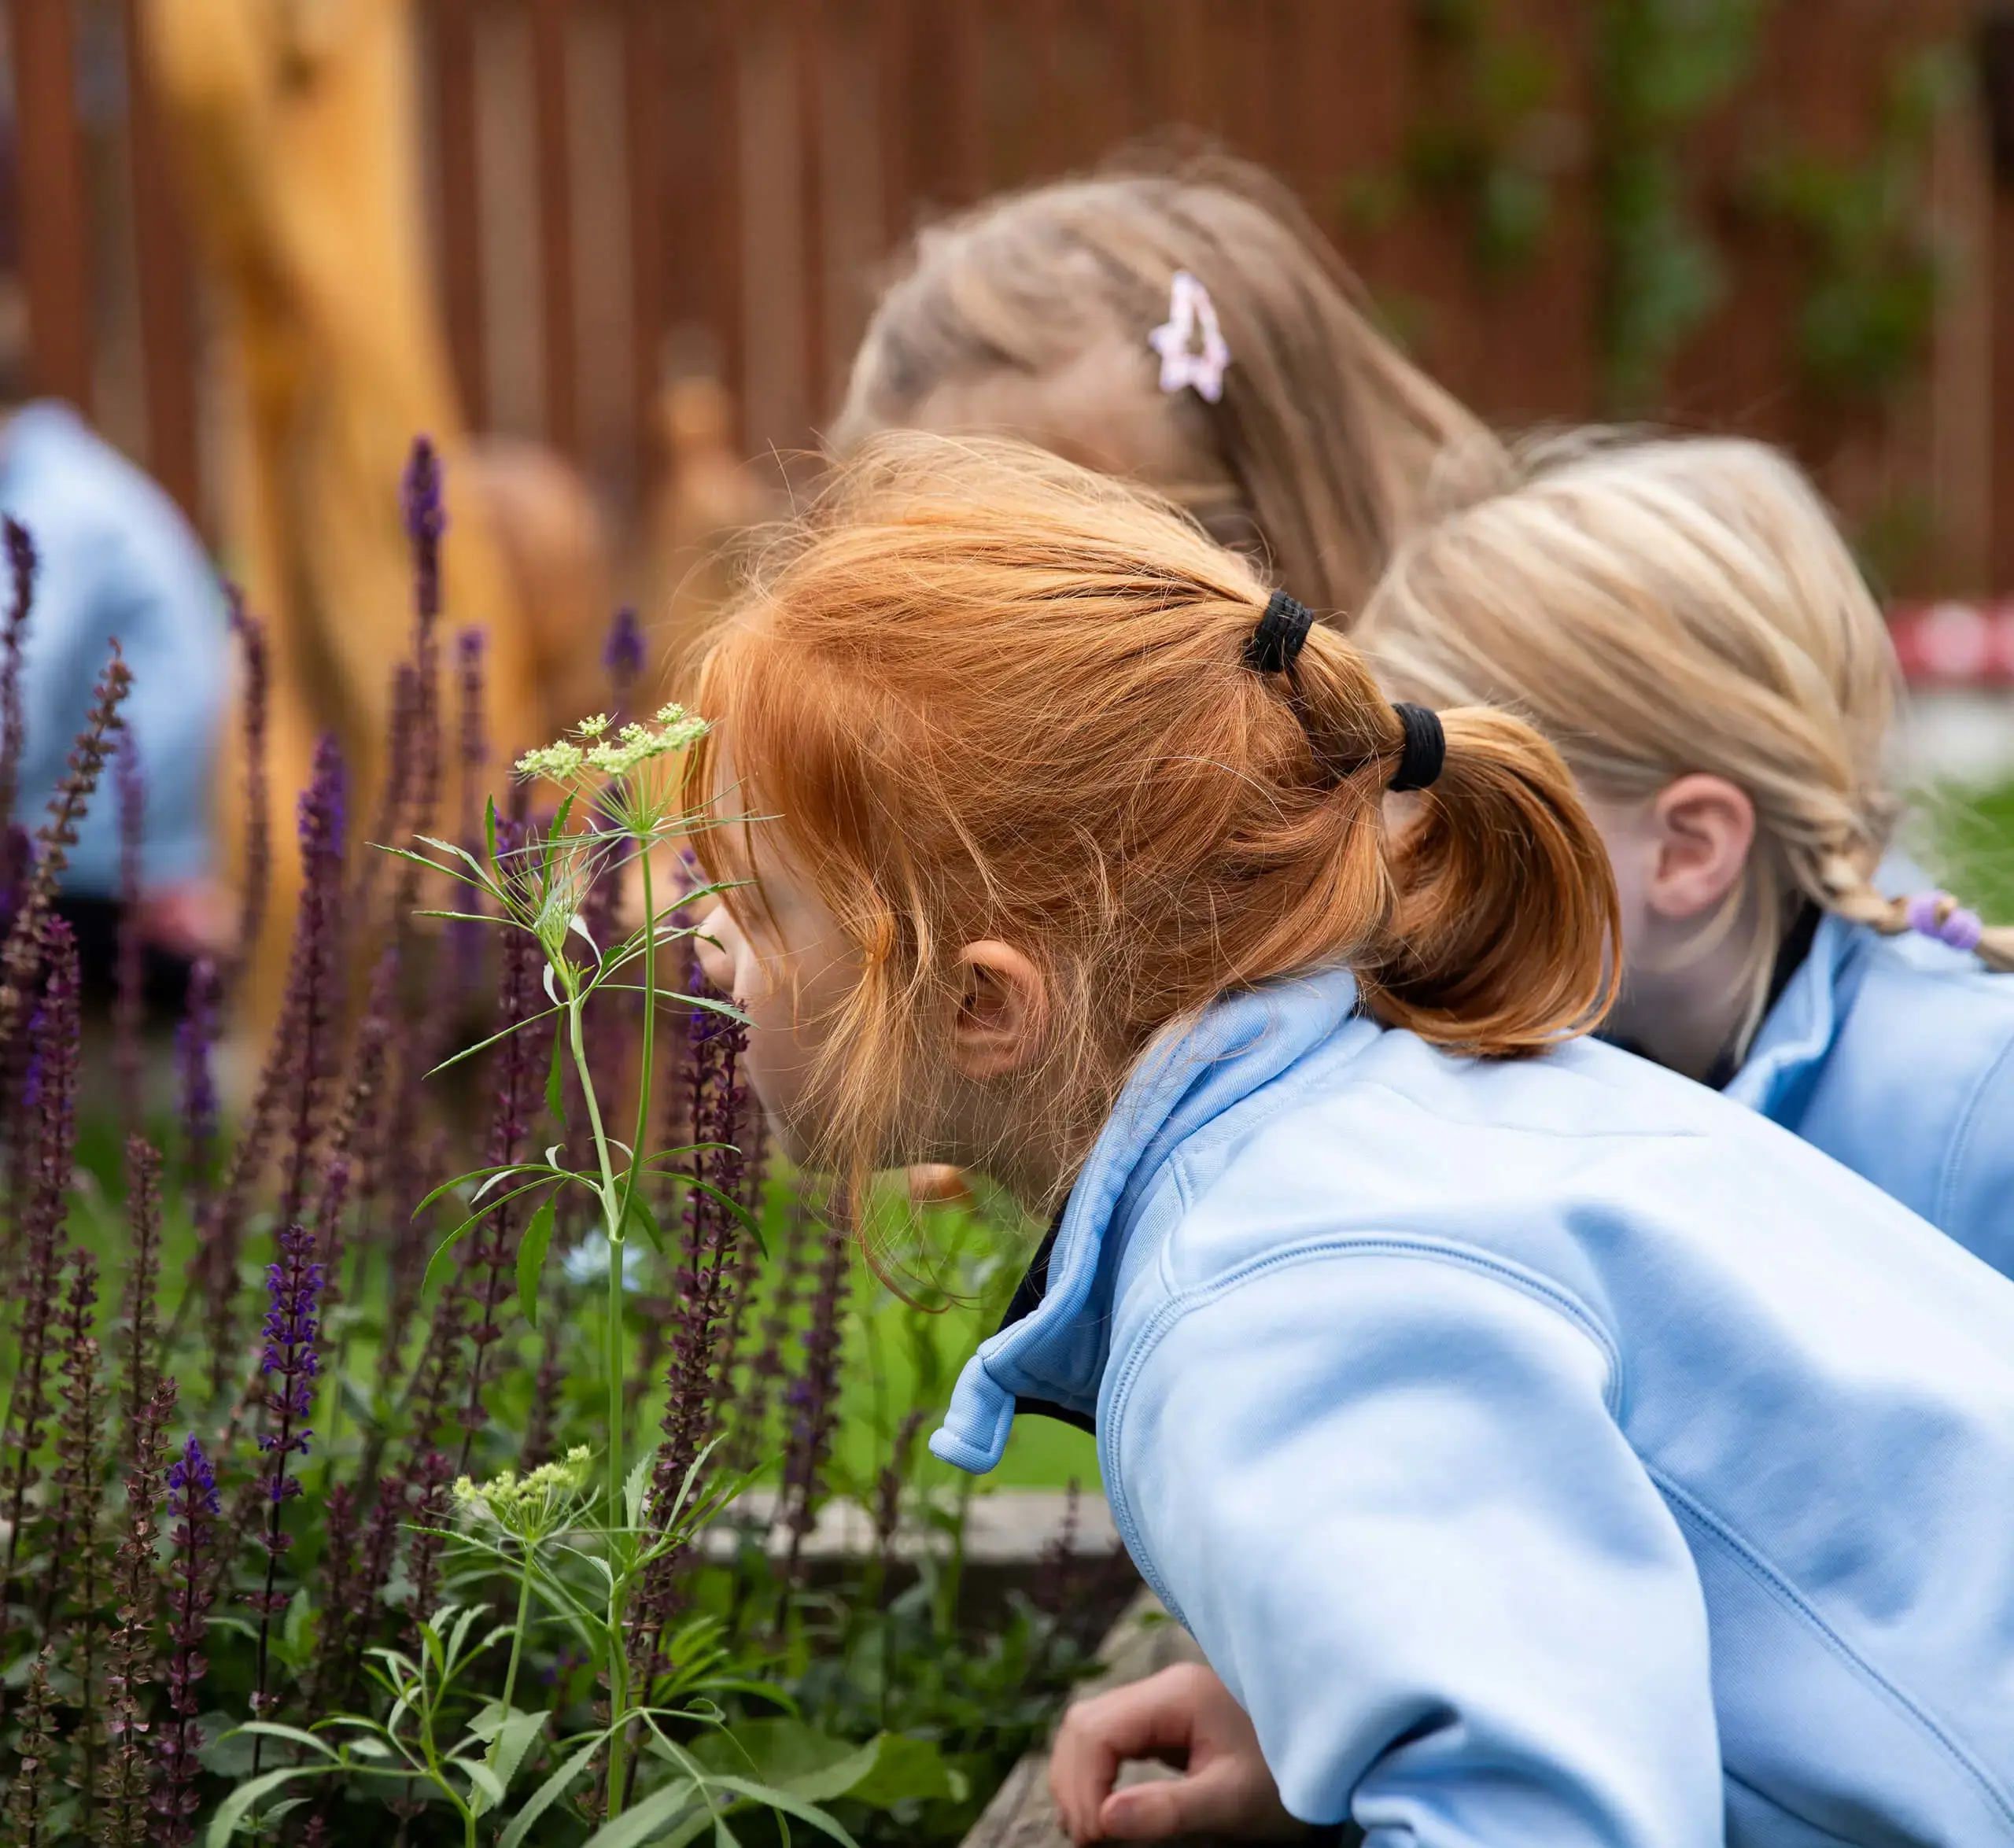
[1646,774,1756,924]
[949,941,1049,1080]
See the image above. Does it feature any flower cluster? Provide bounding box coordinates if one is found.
[515,704,710,787]
[452,1445,592,1543]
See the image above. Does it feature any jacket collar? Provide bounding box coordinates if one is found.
[1722,909,1862,1119]
[928,967,1366,1474]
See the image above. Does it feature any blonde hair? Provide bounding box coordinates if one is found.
[832,154,1496,625]
[1357,435,2014,1048]
[692,433,1617,1214]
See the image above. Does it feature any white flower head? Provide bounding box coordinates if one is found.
[1148,271,1231,404]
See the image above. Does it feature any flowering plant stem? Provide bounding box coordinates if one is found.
[555,840,661,1820]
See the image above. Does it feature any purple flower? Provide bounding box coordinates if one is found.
[402,435,446,625]
[113,729,145,1133]
[0,643,132,1042]
[604,606,644,696]
[165,1433,219,1518]
[175,957,220,1212]
[156,1435,218,1845]
[249,1223,322,1742]
[227,595,271,971]
[253,1223,323,1484]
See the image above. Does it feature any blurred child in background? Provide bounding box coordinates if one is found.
[1358,436,2014,1271]
[689,433,2014,1848]
[1,399,230,965]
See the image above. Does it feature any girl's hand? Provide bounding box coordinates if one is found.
[1048,1663,1311,1842]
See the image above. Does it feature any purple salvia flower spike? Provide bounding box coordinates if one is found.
[248,1223,323,1755]
[113,728,145,1136]
[605,606,644,706]
[227,592,271,979]
[156,1435,219,1846]
[402,434,447,622]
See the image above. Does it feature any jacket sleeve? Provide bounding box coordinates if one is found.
[1107,1250,1724,1848]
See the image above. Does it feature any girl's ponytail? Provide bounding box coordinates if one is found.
[1292,636,1621,1058]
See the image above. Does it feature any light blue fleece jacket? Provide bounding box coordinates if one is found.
[0,402,227,894]
[1727,912,2014,1278]
[931,969,2014,1846]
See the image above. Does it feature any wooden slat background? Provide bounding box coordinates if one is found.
[1,0,2007,595]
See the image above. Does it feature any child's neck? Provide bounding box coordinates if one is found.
[1606,920,1761,1086]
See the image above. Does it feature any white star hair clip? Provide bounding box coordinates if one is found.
[1149,270,1231,404]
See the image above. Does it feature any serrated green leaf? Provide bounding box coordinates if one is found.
[498,1736,611,1848]
[517,1195,559,1330]
[453,1755,507,1815]
[490,1706,548,1799]
[625,1440,662,1529]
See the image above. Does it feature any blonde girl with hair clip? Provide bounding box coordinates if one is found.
[833,153,1493,622]
[1352,434,2014,1275]
[688,432,2014,1848]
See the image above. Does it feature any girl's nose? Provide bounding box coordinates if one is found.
[692,904,736,992]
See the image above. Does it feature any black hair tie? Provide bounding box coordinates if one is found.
[1244,588,1314,673]
[1389,702,1446,792]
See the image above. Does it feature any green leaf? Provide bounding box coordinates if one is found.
[420,1216,483,1303]
[688,1721,880,1805]
[547,1020,567,1125]
[497,1736,607,1848]
[452,1755,507,1816]
[576,1770,703,1848]
[625,1440,662,1529]
[516,1195,559,1329]
[204,1765,340,1847]
[485,793,500,872]
[704,1776,861,1848]
[490,1706,549,1799]
[622,1191,667,1258]
[845,1734,963,1809]
[422,1179,563,1301]
[218,1722,338,1762]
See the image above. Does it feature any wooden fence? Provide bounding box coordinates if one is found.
[6,0,2014,593]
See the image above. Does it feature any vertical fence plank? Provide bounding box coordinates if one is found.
[797,0,828,422]
[953,0,987,200]
[10,0,92,411]
[121,0,199,521]
[530,0,578,453]
[433,0,487,429]
[625,0,666,473]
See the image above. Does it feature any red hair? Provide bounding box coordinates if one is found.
[692,435,1618,1211]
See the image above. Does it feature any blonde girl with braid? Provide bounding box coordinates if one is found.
[1357,434,2014,1272]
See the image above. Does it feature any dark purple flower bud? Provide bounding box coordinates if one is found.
[402,436,446,625]
[165,1434,219,1518]
[604,606,644,696]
